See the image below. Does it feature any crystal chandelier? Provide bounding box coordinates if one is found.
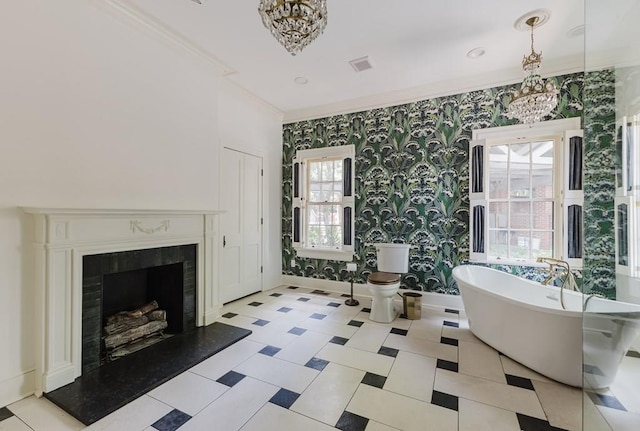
[258,0,328,56]
[506,16,558,125]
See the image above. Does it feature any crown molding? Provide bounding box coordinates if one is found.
[283,56,587,124]
[95,0,235,76]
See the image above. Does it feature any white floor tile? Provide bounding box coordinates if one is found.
[246,326,301,348]
[189,339,265,380]
[345,323,392,353]
[365,421,401,431]
[499,354,553,383]
[596,406,640,431]
[83,395,172,431]
[434,369,546,419]
[383,351,437,402]
[291,362,365,425]
[179,377,279,431]
[441,325,481,343]
[295,316,359,339]
[275,330,333,365]
[0,416,32,431]
[234,353,319,393]
[532,380,582,431]
[8,396,84,431]
[406,318,443,343]
[608,356,640,415]
[459,340,506,384]
[583,392,613,431]
[384,333,457,362]
[315,343,394,377]
[147,371,228,416]
[216,314,260,331]
[240,403,336,431]
[458,398,521,431]
[347,384,457,431]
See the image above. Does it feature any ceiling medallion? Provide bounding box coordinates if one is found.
[258,0,328,56]
[506,16,558,125]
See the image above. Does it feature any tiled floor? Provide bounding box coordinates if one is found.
[1,286,639,431]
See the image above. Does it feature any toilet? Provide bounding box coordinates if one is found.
[367,243,411,323]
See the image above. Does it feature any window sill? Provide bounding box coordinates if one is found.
[295,248,354,262]
[470,258,582,270]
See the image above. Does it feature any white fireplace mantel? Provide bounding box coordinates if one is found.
[22,207,224,395]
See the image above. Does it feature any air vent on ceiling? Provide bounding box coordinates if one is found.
[349,56,373,72]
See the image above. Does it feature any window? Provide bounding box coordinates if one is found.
[470,118,583,267]
[292,145,355,261]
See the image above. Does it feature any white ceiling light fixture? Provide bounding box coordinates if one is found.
[466,47,486,59]
[506,14,559,125]
[258,0,328,56]
[349,56,373,72]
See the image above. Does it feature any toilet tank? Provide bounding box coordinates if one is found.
[375,243,410,273]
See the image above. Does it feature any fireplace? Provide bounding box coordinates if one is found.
[82,245,197,373]
[23,208,224,394]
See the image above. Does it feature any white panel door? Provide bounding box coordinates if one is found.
[220,148,263,304]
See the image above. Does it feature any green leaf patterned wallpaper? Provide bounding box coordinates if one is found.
[282,71,616,297]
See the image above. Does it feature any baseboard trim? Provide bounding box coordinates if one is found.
[280,275,463,310]
[0,370,35,408]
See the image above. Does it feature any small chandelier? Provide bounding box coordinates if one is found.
[258,0,328,56]
[506,16,558,125]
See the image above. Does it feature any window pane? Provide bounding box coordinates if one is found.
[309,183,321,202]
[308,205,321,224]
[510,202,530,229]
[510,169,530,198]
[334,160,343,181]
[489,145,509,199]
[309,162,320,181]
[489,202,508,229]
[321,161,333,181]
[511,231,531,259]
[532,201,554,230]
[531,231,553,259]
[488,229,509,258]
[531,141,554,198]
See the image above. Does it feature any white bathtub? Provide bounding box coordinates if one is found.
[452,265,640,388]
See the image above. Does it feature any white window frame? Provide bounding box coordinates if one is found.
[470,118,583,267]
[292,145,355,261]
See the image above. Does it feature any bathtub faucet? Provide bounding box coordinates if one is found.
[536,257,580,310]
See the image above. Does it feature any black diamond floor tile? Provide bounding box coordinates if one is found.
[253,319,270,326]
[259,345,281,357]
[588,392,627,411]
[328,302,341,307]
[443,320,459,328]
[269,388,300,409]
[517,413,570,431]
[151,409,191,431]
[583,364,605,376]
[361,307,371,313]
[431,390,459,411]
[310,313,326,320]
[297,297,311,302]
[445,308,460,314]
[269,293,283,297]
[506,374,535,391]
[278,307,293,313]
[361,372,386,389]
[248,301,263,307]
[221,312,238,318]
[305,357,330,371]
[377,346,399,358]
[335,410,369,431]
[330,336,349,345]
[0,407,13,422]
[216,370,246,388]
[440,336,459,346]
[288,327,307,336]
[45,323,250,426]
[341,294,351,298]
[348,320,364,327]
[436,359,459,372]
[390,328,408,336]
[311,289,330,296]
[288,286,299,289]
[626,350,640,358]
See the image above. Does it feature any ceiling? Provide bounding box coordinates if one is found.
[106,1,634,122]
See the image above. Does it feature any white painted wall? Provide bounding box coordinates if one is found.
[0,0,283,406]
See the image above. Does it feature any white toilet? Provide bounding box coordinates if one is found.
[367,243,411,323]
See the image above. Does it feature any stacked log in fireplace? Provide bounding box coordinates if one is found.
[103,300,168,361]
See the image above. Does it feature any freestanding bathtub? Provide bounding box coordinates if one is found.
[452,265,640,388]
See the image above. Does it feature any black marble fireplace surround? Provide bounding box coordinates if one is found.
[81,245,197,372]
[45,244,252,425]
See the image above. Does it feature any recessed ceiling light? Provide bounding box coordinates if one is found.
[294,76,309,85]
[467,47,486,59]
[566,25,585,38]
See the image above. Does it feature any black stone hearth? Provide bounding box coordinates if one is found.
[45,322,251,425]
